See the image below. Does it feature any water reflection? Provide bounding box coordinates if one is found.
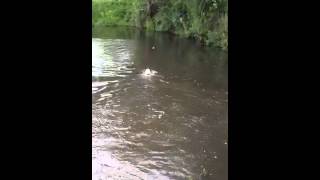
[92,27,228,180]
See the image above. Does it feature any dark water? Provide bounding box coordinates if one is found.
[92,27,228,180]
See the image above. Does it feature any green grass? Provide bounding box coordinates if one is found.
[92,0,228,51]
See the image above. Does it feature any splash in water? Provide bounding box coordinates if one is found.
[141,68,157,77]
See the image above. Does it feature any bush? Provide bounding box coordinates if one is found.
[93,0,228,50]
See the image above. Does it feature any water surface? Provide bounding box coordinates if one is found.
[92,27,228,180]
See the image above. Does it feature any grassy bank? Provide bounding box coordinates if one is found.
[92,0,228,50]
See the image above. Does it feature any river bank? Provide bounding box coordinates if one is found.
[92,0,228,51]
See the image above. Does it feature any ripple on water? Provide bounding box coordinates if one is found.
[92,35,228,180]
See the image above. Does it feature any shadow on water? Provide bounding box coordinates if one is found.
[93,26,139,39]
[92,26,228,180]
[133,30,228,91]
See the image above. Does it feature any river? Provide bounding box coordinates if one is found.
[92,27,228,180]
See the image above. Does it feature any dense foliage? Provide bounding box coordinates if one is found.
[93,0,228,50]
